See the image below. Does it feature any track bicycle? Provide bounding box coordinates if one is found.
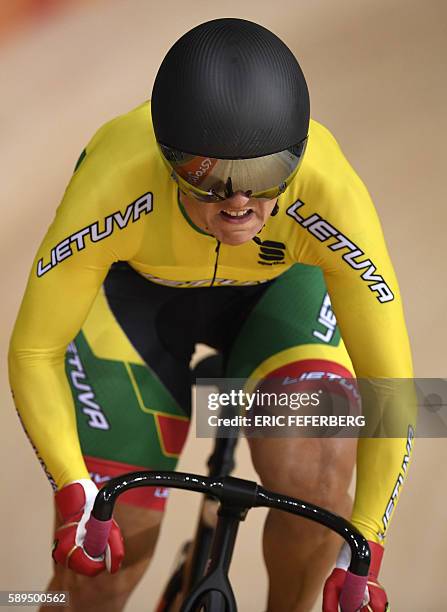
[83,358,371,612]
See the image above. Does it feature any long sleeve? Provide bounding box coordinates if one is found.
[287,120,416,543]
[8,126,150,490]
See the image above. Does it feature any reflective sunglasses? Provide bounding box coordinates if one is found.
[158,137,307,202]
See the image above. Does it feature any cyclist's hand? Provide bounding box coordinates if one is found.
[52,479,124,576]
[323,541,389,611]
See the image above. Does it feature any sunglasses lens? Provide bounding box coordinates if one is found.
[159,137,307,202]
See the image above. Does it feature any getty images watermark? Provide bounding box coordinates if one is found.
[194,377,447,438]
[206,387,365,431]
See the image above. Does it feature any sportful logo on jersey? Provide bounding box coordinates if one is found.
[36,192,153,277]
[286,200,394,303]
[252,236,286,266]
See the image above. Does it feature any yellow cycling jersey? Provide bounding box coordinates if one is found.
[9,101,415,544]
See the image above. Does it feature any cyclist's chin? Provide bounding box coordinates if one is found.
[212,219,264,245]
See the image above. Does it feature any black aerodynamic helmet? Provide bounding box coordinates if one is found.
[151,18,310,201]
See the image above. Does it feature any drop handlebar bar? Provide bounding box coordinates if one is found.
[84,470,370,612]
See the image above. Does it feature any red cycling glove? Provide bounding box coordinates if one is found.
[323,541,389,611]
[52,479,124,576]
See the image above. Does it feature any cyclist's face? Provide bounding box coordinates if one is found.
[180,191,277,245]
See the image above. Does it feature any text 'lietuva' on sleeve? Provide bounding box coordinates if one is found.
[8,126,152,490]
[288,121,416,543]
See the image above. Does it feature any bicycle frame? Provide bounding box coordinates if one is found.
[184,434,239,596]
[183,354,240,597]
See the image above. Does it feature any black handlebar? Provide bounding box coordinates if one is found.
[86,470,370,577]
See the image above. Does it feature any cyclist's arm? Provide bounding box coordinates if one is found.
[292,123,415,544]
[8,141,145,490]
[323,250,415,544]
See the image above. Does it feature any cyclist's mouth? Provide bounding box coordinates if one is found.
[219,208,254,224]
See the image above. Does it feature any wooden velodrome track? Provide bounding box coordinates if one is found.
[1,1,446,609]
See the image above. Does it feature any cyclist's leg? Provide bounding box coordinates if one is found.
[226,264,357,612]
[249,420,356,612]
[41,272,192,612]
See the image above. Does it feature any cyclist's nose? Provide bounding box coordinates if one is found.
[221,191,252,208]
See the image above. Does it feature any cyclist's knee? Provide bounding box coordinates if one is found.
[249,437,356,511]
[48,557,150,611]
